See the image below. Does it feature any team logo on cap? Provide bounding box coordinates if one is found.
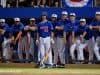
[65,0,89,7]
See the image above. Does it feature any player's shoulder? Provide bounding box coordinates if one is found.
[47,21,52,24]
[44,21,52,26]
[20,22,24,26]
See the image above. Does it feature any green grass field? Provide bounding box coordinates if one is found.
[0,68,100,75]
[0,63,100,75]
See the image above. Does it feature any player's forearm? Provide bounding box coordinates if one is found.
[51,32,54,39]
[63,32,67,44]
[15,31,22,42]
[82,31,87,38]
[55,26,64,30]
[92,26,100,29]
[29,26,37,31]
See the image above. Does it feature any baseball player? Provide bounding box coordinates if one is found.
[0,19,13,62]
[64,13,80,63]
[52,11,69,67]
[24,18,37,62]
[89,11,100,61]
[59,11,69,65]
[11,18,25,62]
[75,19,89,62]
[51,14,58,67]
[37,13,54,68]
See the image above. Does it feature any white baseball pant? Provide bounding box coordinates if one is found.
[70,38,87,61]
[70,38,79,60]
[29,37,34,59]
[88,38,94,61]
[18,36,30,61]
[53,37,65,64]
[90,37,100,61]
[2,37,12,60]
[70,36,100,61]
[39,37,52,65]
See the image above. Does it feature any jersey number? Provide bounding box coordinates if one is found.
[44,27,48,32]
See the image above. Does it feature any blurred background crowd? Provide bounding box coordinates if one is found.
[0,0,100,8]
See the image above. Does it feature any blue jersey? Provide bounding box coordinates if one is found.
[90,19,100,38]
[64,20,79,37]
[55,19,69,37]
[0,23,10,42]
[11,23,24,37]
[76,24,89,40]
[76,25,88,36]
[38,21,53,38]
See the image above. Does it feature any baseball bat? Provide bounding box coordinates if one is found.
[43,48,51,63]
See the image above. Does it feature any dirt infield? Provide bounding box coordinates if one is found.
[0,73,100,75]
